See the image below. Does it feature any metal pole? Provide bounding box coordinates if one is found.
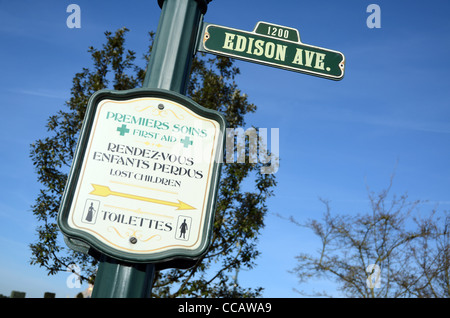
[144,0,208,94]
[92,255,155,298]
[91,0,207,298]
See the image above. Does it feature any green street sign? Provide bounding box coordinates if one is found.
[197,21,345,81]
[58,88,226,264]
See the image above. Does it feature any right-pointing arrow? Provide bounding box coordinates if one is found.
[90,184,195,211]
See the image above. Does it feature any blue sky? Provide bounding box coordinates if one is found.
[0,0,450,298]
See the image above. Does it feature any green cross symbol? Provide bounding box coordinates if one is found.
[116,124,130,136]
[180,136,193,148]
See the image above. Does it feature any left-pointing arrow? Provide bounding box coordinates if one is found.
[89,184,195,211]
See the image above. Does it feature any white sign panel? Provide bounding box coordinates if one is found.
[59,90,225,262]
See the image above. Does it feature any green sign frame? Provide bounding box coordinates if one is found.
[197,21,345,81]
[58,88,226,264]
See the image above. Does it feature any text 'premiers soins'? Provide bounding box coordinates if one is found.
[106,111,209,137]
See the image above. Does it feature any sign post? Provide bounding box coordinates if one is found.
[58,0,221,298]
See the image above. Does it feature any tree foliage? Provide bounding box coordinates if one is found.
[285,177,449,298]
[29,28,276,297]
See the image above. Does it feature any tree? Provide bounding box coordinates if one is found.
[284,177,449,297]
[29,28,276,297]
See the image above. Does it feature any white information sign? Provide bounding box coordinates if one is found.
[59,90,225,262]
